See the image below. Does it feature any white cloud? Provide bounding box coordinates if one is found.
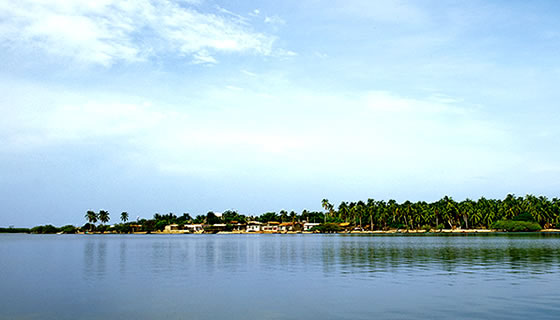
[264,15,286,25]
[1,77,519,184]
[192,50,218,64]
[0,0,279,66]
[249,9,260,17]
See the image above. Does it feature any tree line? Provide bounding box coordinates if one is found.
[80,194,559,232]
[3,194,557,234]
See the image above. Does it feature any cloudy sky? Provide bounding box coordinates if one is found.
[1,0,560,226]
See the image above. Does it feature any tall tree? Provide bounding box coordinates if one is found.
[85,210,98,232]
[98,210,110,225]
[121,211,129,223]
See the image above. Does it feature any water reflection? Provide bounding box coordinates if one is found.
[83,238,108,280]
[3,234,560,320]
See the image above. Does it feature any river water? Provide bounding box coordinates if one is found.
[1,233,560,319]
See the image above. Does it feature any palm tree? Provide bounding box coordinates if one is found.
[85,210,98,232]
[338,201,349,223]
[121,211,129,223]
[321,199,333,223]
[98,210,110,225]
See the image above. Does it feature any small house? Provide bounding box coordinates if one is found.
[303,222,320,231]
[246,221,263,232]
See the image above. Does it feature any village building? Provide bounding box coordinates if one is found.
[262,221,280,233]
[185,224,204,233]
[246,221,263,232]
[164,224,181,232]
[279,222,304,232]
[303,222,320,231]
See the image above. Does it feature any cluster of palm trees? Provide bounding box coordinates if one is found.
[84,210,129,230]
[82,194,559,232]
[321,194,560,230]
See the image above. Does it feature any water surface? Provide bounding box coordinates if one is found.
[1,233,560,319]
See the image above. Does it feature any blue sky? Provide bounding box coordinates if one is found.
[1,0,560,227]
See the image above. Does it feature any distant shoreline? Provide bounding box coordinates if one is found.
[4,229,560,235]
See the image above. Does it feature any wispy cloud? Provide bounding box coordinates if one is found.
[264,15,286,25]
[0,0,281,66]
[192,50,218,65]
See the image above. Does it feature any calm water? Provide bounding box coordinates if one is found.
[1,233,560,319]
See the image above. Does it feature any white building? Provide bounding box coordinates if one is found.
[185,224,203,233]
[303,223,320,231]
[246,221,263,232]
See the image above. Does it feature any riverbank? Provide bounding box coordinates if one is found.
[65,228,560,235]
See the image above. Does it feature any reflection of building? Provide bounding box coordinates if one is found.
[246,221,263,232]
[303,223,320,231]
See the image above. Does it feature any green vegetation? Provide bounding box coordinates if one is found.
[491,220,542,232]
[311,223,342,233]
[0,227,31,233]
[4,194,560,234]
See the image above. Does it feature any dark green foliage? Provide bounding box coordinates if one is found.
[222,210,246,223]
[206,211,221,225]
[60,225,77,234]
[82,223,95,232]
[193,215,205,224]
[311,223,342,233]
[73,193,560,233]
[491,220,542,232]
[0,227,30,233]
[96,224,109,233]
[155,220,167,231]
[259,212,279,223]
[513,212,535,222]
[31,225,59,234]
[114,224,131,233]
[142,220,155,233]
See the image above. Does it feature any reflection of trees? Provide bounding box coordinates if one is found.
[83,238,108,280]
[320,235,560,277]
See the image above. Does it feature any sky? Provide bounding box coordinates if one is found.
[1,0,560,227]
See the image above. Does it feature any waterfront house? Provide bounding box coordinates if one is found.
[246,221,263,232]
[185,224,203,233]
[279,222,304,232]
[164,224,181,232]
[303,222,320,231]
[262,221,280,233]
[231,222,246,232]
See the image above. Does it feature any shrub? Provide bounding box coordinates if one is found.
[491,220,541,232]
[0,227,30,233]
[311,223,342,233]
[60,225,77,234]
[30,225,59,234]
[421,224,432,232]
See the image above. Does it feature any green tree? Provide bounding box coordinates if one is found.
[121,211,129,223]
[85,210,98,231]
[98,210,110,225]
